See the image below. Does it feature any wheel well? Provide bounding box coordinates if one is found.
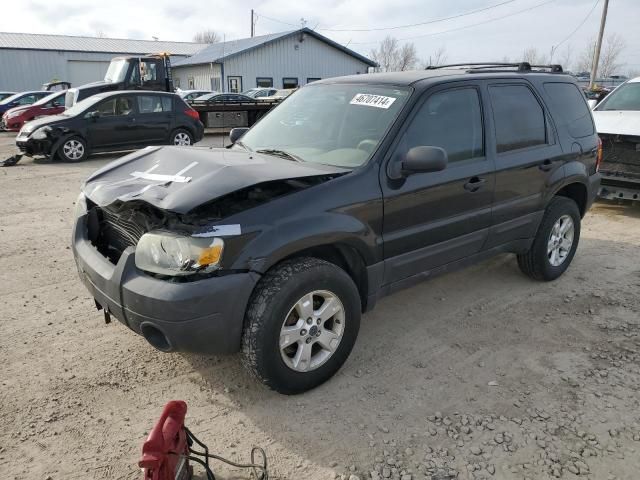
[555,183,587,217]
[284,244,369,311]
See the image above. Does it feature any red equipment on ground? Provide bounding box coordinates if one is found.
[139,400,192,480]
[139,401,268,480]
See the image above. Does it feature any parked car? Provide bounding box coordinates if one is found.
[0,91,50,115]
[0,92,16,102]
[591,77,640,201]
[16,90,203,162]
[1,91,66,132]
[71,64,600,394]
[243,87,278,98]
[192,92,254,103]
[178,89,215,102]
[256,88,295,101]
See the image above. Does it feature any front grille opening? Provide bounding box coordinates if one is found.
[86,200,166,264]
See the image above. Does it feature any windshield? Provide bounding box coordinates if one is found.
[0,93,26,105]
[238,84,411,168]
[596,82,640,111]
[61,95,105,116]
[104,59,129,83]
[33,92,62,107]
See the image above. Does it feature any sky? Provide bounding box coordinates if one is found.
[2,0,639,74]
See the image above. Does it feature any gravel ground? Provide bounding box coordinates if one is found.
[1,131,639,480]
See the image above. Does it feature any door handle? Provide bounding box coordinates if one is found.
[463,176,486,192]
[539,159,553,171]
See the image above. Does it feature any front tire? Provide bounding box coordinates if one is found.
[242,257,361,394]
[517,196,581,281]
[57,136,88,162]
[170,128,194,146]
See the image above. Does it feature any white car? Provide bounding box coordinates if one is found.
[591,77,640,201]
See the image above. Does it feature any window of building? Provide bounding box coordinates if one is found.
[174,78,181,88]
[256,77,273,87]
[543,82,594,138]
[489,85,547,153]
[283,77,299,89]
[398,88,484,163]
[228,76,242,93]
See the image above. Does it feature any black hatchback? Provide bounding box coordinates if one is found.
[16,90,204,162]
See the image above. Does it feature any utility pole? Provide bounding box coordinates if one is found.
[251,9,255,37]
[589,0,609,89]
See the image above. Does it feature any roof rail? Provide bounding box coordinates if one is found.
[425,62,564,73]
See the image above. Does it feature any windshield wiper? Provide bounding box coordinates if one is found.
[256,149,304,162]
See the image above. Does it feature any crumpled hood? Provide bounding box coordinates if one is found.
[83,146,348,214]
[593,110,640,136]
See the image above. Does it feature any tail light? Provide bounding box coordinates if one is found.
[184,108,200,121]
[596,137,603,172]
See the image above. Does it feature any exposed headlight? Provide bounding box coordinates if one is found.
[31,126,51,140]
[73,192,87,218]
[135,232,224,276]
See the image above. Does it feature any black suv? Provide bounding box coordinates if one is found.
[72,63,601,394]
[16,91,204,162]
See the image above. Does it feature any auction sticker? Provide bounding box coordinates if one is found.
[350,93,396,109]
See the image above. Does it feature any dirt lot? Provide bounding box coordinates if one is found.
[1,131,639,480]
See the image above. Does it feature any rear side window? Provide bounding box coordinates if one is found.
[489,85,546,153]
[400,87,484,163]
[544,83,594,138]
[137,95,171,113]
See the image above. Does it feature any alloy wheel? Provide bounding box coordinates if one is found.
[279,290,345,372]
[173,132,191,146]
[547,214,574,267]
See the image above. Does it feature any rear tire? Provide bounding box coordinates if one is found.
[517,196,581,281]
[57,136,88,162]
[170,128,194,146]
[242,257,361,394]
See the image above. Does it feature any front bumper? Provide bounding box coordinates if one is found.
[15,132,52,157]
[72,213,260,354]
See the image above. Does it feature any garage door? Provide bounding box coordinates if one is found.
[67,60,110,86]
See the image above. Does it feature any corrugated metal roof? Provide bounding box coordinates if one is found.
[0,32,207,55]
[173,28,376,67]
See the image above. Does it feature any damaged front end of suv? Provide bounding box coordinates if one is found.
[72,144,349,352]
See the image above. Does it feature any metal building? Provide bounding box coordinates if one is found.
[0,32,206,91]
[172,28,376,92]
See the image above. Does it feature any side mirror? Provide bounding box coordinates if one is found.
[85,111,100,120]
[587,99,597,110]
[229,127,249,144]
[390,146,448,178]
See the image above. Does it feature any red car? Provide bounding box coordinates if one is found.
[1,91,66,131]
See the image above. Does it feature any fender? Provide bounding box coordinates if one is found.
[49,129,85,160]
[232,211,379,273]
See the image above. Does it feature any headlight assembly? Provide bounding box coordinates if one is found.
[31,126,51,140]
[73,192,87,218]
[135,232,224,276]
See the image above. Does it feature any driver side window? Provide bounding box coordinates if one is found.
[399,87,484,164]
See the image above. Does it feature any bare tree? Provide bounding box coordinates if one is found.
[423,46,448,68]
[193,29,220,44]
[599,33,625,78]
[558,45,573,71]
[96,30,106,38]
[576,34,625,78]
[370,36,418,72]
[522,47,547,65]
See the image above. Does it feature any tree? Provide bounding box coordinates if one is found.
[423,46,448,68]
[522,47,547,65]
[370,36,418,72]
[576,34,625,78]
[558,45,573,72]
[193,29,220,44]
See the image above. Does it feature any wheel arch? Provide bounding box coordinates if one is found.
[552,181,588,217]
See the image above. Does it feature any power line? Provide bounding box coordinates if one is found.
[318,0,517,32]
[553,0,600,51]
[347,0,556,45]
[255,1,517,33]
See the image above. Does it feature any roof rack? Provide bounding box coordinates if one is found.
[425,62,564,73]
